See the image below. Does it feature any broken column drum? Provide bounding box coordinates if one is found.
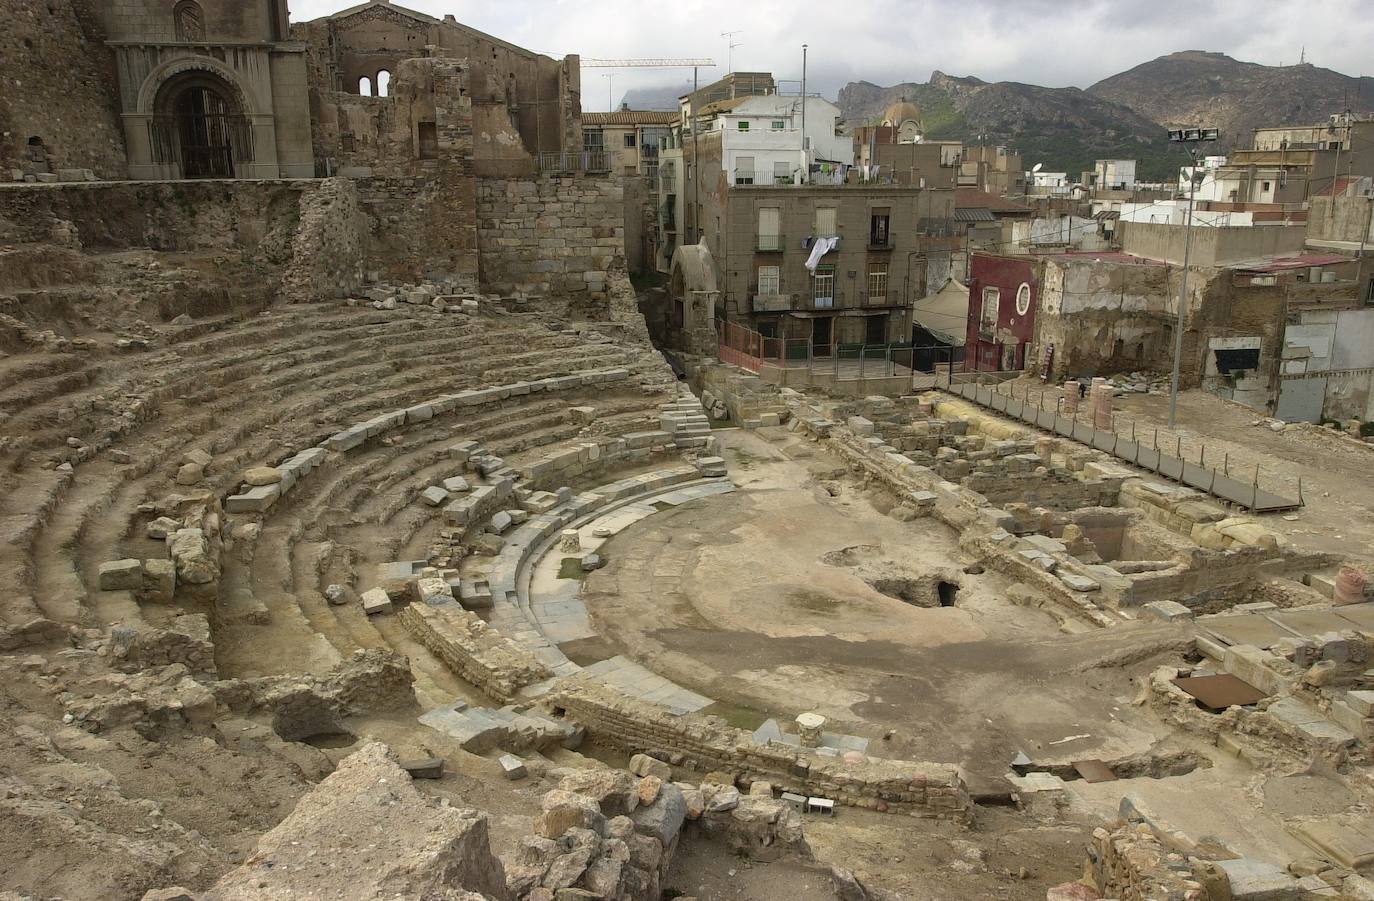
[796,712,826,748]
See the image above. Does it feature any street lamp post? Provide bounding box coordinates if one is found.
[1166,127,1219,429]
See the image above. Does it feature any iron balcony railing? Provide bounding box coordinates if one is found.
[539,151,611,173]
[755,233,784,252]
[734,169,756,185]
[867,235,894,250]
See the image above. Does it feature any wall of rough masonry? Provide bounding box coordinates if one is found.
[549,678,970,818]
[279,177,370,303]
[1,0,126,180]
[1088,819,1207,900]
[399,602,551,702]
[476,175,625,314]
[0,181,305,253]
[355,172,479,286]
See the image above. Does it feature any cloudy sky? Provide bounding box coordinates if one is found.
[289,0,1374,110]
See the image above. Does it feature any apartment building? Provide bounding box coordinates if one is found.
[581,108,679,177]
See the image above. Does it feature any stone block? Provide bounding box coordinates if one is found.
[361,588,393,616]
[442,476,470,493]
[1058,573,1100,592]
[412,577,455,607]
[848,416,875,436]
[400,757,445,779]
[404,404,434,424]
[141,558,177,602]
[1143,600,1193,622]
[1214,858,1300,900]
[243,467,283,487]
[500,753,528,780]
[448,440,478,463]
[99,559,143,591]
[421,486,449,507]
[487,511,513,534]
[1347,690,1374,718]
[1222,645,1289,697]
[225,485,281,514]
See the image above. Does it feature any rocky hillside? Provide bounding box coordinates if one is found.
[838,52,1374,182]
[837,72,1178,180]
[1089,51,1374,147]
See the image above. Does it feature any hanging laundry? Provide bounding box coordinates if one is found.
[805,235,840,272]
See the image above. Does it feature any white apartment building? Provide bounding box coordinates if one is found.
[696,94,852,187]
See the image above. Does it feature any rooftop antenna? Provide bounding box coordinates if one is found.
[721,30,743,75]
[602,73,613,112]
[1300,45,1306,65]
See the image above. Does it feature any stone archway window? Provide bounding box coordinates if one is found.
[376,70,392,97]
[174,0,205,42]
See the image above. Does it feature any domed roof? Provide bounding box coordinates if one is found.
[881,99,922,128]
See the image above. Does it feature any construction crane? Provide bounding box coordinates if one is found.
[580,58,715,69]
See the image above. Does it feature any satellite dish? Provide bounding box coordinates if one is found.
[1031,162,1043,173]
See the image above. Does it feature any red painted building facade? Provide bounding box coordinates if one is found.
[966,253,1040,372]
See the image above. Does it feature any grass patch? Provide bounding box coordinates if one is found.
[787,588,842,615]
[557,557,587,580]
[702,700,768,731]
[729,448,763,469]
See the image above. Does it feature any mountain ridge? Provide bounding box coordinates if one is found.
[835,52,1374,181]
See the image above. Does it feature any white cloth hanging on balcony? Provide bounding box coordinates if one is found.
[805,235,840,273]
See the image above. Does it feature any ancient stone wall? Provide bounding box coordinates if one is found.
[0,181,305,255]
[1087,820,1208,900]
[279,177,370,303]
[1,0,126,179]
[355,171,479,286]
[400,602,552,702]
[549,679,970,819]
[476,175,624,315]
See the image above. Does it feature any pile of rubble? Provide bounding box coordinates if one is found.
[357,279,484,313]
[1102,371,1173,395]
[145,741,809,901]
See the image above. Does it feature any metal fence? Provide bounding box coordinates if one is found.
[716,319,966,384]
[940,379,1302,513]
[538,151,611,174]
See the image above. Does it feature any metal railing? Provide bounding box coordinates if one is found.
[717,318,964,384]
[538,151,611,174]
[940,379,1302,512]
[733,169,756,185]
[755,234,784,252]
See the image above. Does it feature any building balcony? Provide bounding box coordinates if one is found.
[755,234,785,252]
[866,236,894,251]
[749,292,851,312]
[540,150,611,173]
[734,169,756,185]
[862,290,900,307]
[752,293,792,312]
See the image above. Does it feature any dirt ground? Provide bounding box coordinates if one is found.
[583,429,1190,787]
[1009,379,1374,565]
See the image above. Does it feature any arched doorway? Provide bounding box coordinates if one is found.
[150,71,251,179]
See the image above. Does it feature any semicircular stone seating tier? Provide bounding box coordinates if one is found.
[398,461,735,751]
